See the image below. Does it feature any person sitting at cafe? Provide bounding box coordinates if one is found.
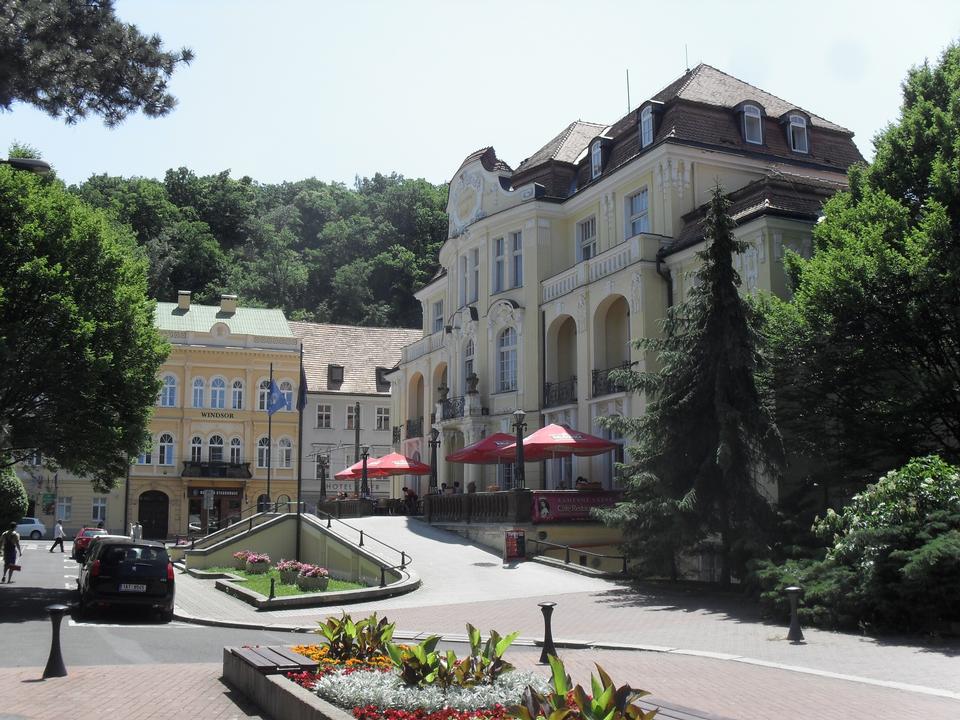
[575,476,589,488]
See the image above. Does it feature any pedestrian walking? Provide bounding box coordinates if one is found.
[50,520,66,553]
[1,522,21,583]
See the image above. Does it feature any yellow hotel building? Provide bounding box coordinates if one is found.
[128,291,301,539]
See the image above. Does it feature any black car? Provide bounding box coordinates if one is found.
[77,537,175,621]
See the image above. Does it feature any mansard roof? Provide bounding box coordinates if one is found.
[666,172,848,256]
[514,120,608,174]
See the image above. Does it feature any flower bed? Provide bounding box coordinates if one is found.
[279,613,659,720]
[246,552,271,574]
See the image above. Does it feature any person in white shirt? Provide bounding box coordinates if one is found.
[49,520,66,553]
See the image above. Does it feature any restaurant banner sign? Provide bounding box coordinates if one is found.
[531,490,620,523]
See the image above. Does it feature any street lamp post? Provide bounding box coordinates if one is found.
[318,454,329,500]
[360,444,370,498]
[512,409,527,489]
[428,427,440,492]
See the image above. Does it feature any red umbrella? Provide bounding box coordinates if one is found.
[445,432,517,465]
[334,460,391,480]
[365,452,432,476]
[495,423,618,463]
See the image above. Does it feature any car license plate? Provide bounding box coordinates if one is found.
[119,583,147,592]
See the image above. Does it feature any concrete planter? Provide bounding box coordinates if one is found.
[233,556,249,570]
[246,560,270,574]
[296,574,329,591]
[279,569,299,584]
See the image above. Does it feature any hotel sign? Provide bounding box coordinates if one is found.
[200,411,236,419]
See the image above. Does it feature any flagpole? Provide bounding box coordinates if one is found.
[267,362,273,508]
[295,345,304,562]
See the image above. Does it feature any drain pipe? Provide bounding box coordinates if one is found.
[656,251,674,308]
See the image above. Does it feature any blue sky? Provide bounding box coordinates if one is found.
[4,1,960,187]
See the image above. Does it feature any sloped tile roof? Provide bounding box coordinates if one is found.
[514,120,607,175]
[668,172,848,254]
[289,322,422,395]
[651,63,849,133]
[155,302,292,336]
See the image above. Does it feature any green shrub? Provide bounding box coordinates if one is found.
[750,456,960,632]
[0,465,28,528]
[315,612,395,662]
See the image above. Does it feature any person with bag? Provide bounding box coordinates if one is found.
[49,520,66,553]
[1,522,21,583]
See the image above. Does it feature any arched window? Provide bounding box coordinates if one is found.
[209,434,224,463]
[463,339,475,392]
[257,437,270,468]
[231,380,244,410]
[159,375,177,407]
[258,380,270,411]
[230,437,242,465]
[210,377,226,409]
[192,377,205,408]
[640,106,654,148]
[280,380,294,411]
[190,436,203,463]
[743,104,763,144]
[788,114,808,153]
[278,438,293,468]
[497,328,517,393]
[158,433,175,466]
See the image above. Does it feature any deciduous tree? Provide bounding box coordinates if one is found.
[0,166,168,490]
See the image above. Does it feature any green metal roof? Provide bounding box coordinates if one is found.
[154,302,293,337]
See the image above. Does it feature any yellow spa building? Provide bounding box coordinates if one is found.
[128,291,301,539]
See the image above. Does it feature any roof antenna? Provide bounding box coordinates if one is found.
[685,44,690,72]
[626,68,631,113]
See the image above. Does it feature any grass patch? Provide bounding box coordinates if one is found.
[206,567,365,597]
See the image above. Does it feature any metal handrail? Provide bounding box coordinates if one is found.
[314,511,411,569]
[527,538,628,574]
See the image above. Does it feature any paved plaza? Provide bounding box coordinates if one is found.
[4,516,960,719]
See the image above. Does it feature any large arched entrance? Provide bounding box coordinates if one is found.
[138,490,169,540]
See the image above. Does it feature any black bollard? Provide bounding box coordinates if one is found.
[538,601,557,664]
[785,586,804,643]
[268,578,276,600]
[380,567,386,588]
[43,604,70,678]
[359,530,364,547]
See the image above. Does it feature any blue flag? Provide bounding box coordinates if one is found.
[267,380,286,415]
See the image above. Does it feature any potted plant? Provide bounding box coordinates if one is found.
[296,564,330,591]
[245,552,271,574]
[232,550,251,570]
[276,559,303,584]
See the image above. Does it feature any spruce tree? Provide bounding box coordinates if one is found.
[599,186,783,585]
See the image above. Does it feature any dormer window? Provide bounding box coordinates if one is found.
[640,106,654,148]
[788,114,808,153]
[375,367,391,393]
[591,141,603,179]
[328,364,344,386]
[743,104,763,144]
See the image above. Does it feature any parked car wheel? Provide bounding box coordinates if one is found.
[30,530,41,539]
[158,608,174,623]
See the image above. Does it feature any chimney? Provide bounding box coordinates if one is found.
[220,294,238,314]
[177,290,191,311]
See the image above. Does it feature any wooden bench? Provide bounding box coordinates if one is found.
[227,645,319,675]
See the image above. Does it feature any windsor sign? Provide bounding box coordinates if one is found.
[200,411,236,419]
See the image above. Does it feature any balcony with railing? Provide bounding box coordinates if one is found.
[543,377,577,408]
[406,417,424,439]
[401,331,445,364]
[181,460,252,479]
[441,396,465,420]
[542,235,661,304]
[592,362,633,397]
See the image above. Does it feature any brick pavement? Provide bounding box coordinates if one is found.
[173,544,960,695]
[3,650,958,720]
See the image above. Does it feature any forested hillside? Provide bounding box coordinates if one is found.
[72,169,449,327]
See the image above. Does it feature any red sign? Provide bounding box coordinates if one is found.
[504,529,526,561]
[532,490,620,523]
